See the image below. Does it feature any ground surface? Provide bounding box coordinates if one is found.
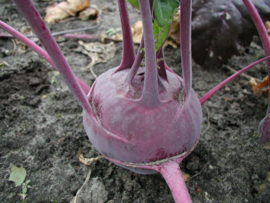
[1,0,270,203]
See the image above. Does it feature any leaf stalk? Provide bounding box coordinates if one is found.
[180,0,192,99]
[115,0,136,71]
[12,0,92,114]
[139,0,160,106]
[0,20,90,94]
[242,0,270,113]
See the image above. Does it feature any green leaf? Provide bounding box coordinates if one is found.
[8,165,27,187]
[154,0,179,27]
[153,19,171,52]
[22,186,28,194]
[127,0,140,10]
[25,180,31,184]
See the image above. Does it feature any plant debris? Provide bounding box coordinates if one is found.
[75,40,116,77]
[168,8,180,45]
[44,0,91,23]
[78,149,104,165]
[250,76,269,97]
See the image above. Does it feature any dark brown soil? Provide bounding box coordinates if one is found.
[1,0,270,203]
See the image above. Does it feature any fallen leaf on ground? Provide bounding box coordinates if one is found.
[44,0,90,23]
[250,76,269,97]
[163,39,178,48]
[131,20,143,44]
[8,165,27,187]
[78,6,98,20]
[78,149,104,165]
[103,21,143,44]
[262,142,270,150]
[224,97,232,102]
[18,193,27,200]
[76,40,116,76]
[13,27,33,54]
[168,10,180,44]
[111,34,123,42]
[182,172,190,182]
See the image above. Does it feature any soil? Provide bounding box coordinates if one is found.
[1,0,270,203]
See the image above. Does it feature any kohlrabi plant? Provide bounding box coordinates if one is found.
[1,0,270,202]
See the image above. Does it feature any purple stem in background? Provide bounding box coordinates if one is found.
[126,34,144,83]
[1,23,100,43]
[12,0,92,115]
[61,34,99,39]
[200,55,270,105]
[115,0,135,71]
[242,0,270,114]
[0,33,13,38]
[139,0,160,106]
[62,34,107,41]
[180,0,192,99]
[158,161,192,203]
[157,47,168,82]
[0,20,90,94]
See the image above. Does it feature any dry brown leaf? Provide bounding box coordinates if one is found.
[18,193,27,201]
[78,149,104,165]
[263,141,270,150]
[250,76,269,97]
[78,40,116,66]
[266,21,270,34]
[14,27,33,54]
[100,33,108,44]
[249,21,270,98]
[168,11,180,44]
[131,20,143,44]
[44,0,90,23]
[106,20,143,43]
[164,39,178,49]
[79,6,98,21]
[182,172,190,182]
[76,40,116,77]
[224,97,232,102]
[262,88,269,97]
[111,34,123,42]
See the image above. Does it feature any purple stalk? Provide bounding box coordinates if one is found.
[200,55,270,104]
[12,0,92,114]
[0,32,101,41]
[0,20,90,94]
[126,35,144,83]
[139,0,160,106]
[115,0,136,71]
[158,161,192,203]
[1,24,99,39]
[0,33,13,38]
[242,0,270,114]
[107,154,193,203]
[61,34,103,40]
[180,0,192,98]
[157,47,168,82]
